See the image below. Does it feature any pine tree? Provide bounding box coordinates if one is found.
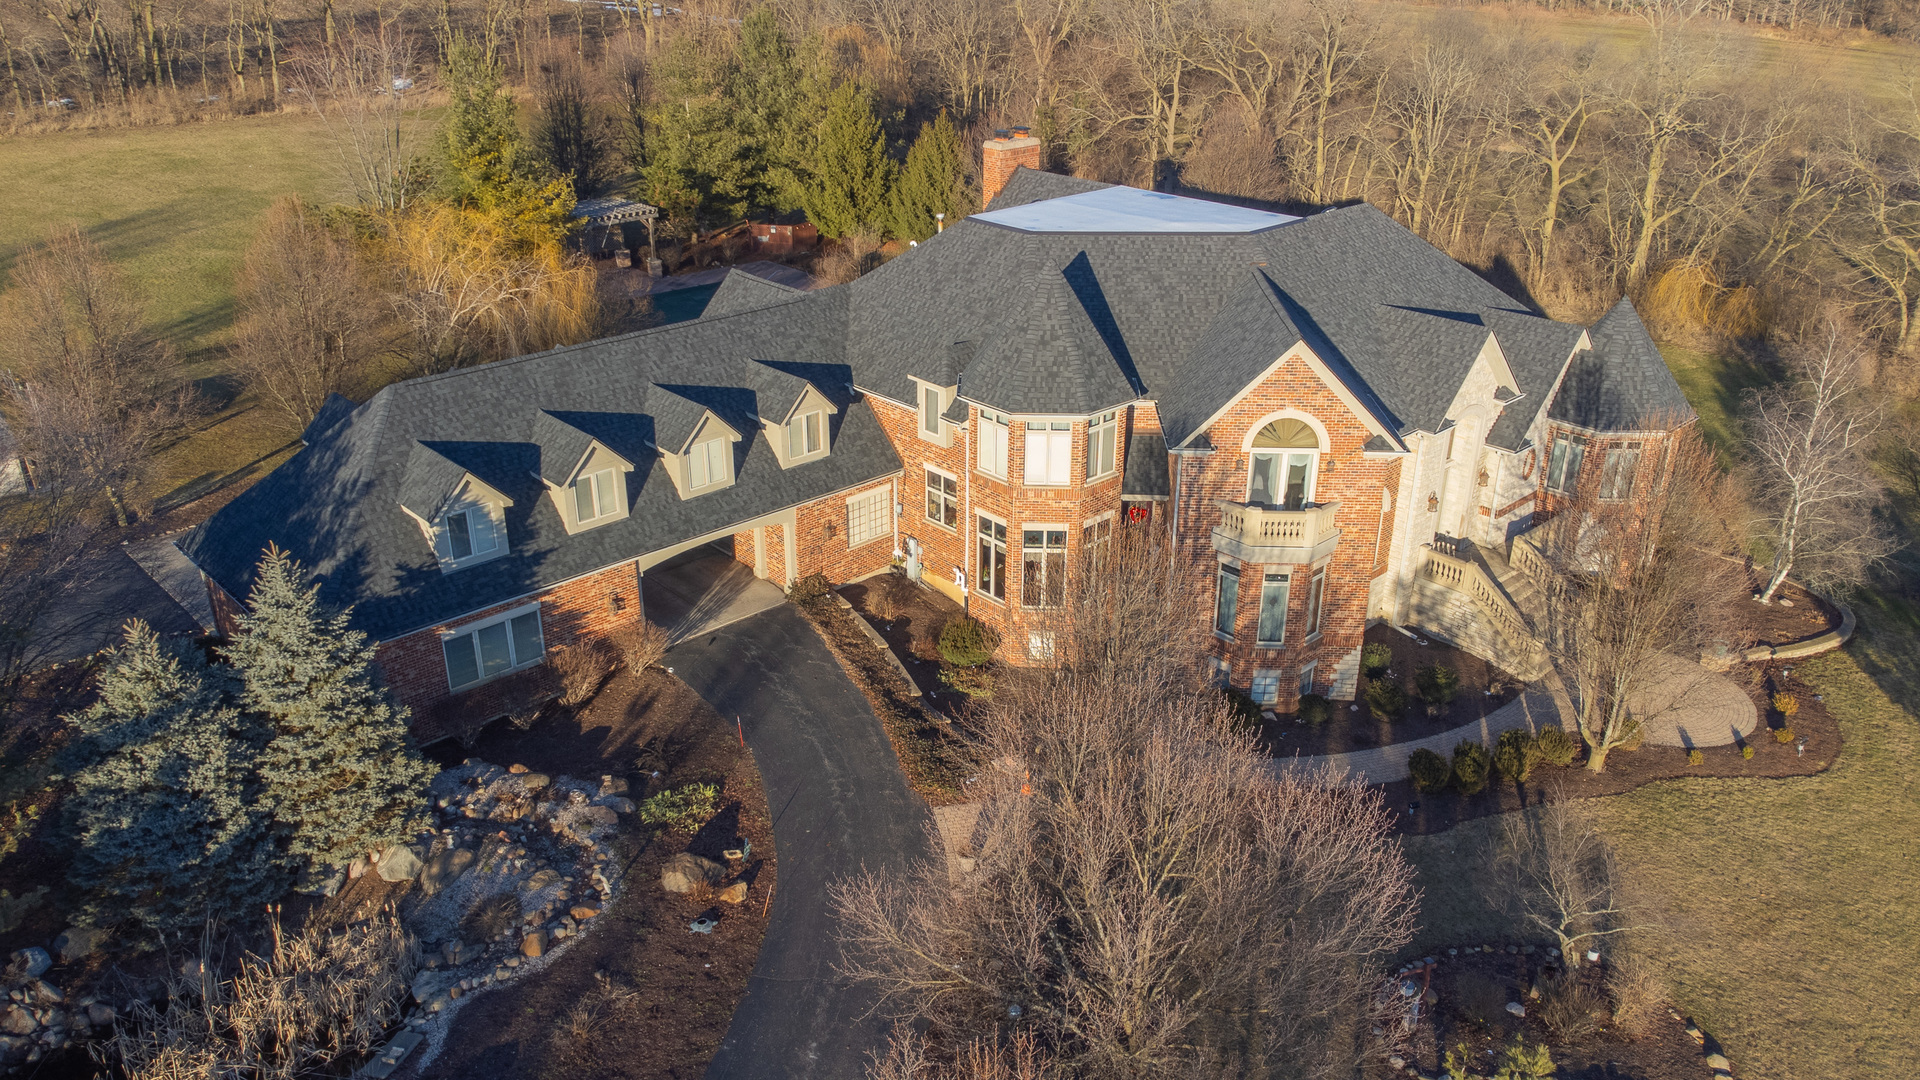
[889,112,969,242]
[440,37,526,204]
[65,622,282,933]
[802,79,895,239]
[639,32,773,229]
[225,547,434,873]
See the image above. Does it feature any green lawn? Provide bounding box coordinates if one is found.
[1659,343,1772,461]
[0,113,342,368]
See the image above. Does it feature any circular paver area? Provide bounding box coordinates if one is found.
[1624,653,1758,747]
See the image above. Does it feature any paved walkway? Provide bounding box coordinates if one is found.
[1626,653,1759,747]
[672,604,935,1080]
[1274,681,1573,785]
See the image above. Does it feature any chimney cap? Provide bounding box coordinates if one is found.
[1010,125,1030,137]
[993,129,1009,139]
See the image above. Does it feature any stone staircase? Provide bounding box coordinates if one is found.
[1408,535,1550,680]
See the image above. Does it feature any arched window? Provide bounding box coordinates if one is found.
[1248,418,1320,510]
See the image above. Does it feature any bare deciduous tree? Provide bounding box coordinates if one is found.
[1495,797,1635,965]
[0,225,199,525]
[294,16,427,214]
[232,197,379,432]
[1745,319,1897,601]
[833,531,1418,1078]
[1531,423,1740,771]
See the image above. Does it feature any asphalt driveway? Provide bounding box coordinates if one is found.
[670,602,935,1080]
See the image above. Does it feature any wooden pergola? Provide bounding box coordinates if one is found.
[572,196,661,258]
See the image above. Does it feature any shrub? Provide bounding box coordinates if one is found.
[1618,718,1645,751]
[612,621,669,674]
[1537,974,1606,1040]
[638,783,722,834]
[1687,748,1704,766]
[1365,678,1406,721]
[789,572,832,603]
[1415,664,1460,706]
[1606,951,1669,1039]
[1741,744,1755,760]
[1362,642,1393,677]
[1772,691,1799,718]
[938,617,999,668]
[1408,748,1451,793]
[1775,726,1796,744]
[551,639,617,706]
[1221,687,1263,733]
[1452,740,1491,795]
[1493,729,1537,783]
[1496,1034,1555,1079]
[1297,693,1333,725]
[939,664,995,699]
[1534,726,1577,767]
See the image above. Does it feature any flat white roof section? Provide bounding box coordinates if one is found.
[974,186,1299,234]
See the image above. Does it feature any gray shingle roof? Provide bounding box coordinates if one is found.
[985,167,1112,210]
[1481,309,1587,451]
[703,268,804,319]
[1550,299,1694,432]
[959,260,1140,414]
[1121,432,1169,498]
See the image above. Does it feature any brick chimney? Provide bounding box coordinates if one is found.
[981,128,1043,210]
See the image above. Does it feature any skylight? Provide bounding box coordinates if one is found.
[974,186,1299,234]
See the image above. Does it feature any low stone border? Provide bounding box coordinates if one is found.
[829,590,921,698]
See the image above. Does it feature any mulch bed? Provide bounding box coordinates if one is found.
[1384,659,1841,836]
[1258,624,1524,759]
[407,666,775,1080]
[1368,948,1717,1080]
[1726,571,1841,649]
[835,575,966,703]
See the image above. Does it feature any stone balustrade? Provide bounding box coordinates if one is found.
[1211,500,1342,564]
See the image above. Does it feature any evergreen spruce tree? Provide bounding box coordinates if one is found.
[225,547,434,873]
[802,80,895,239]
[639,32,772,229]
[440,37,527,204]
[889,112,969,242]
[65,622,282,933]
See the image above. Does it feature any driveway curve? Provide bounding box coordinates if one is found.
[670,602,934,1080]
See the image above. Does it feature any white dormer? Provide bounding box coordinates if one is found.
[766,383,840,468]
[540,441,636,535]
[662,411,744,498]
[911,376,957,448]
[401,474,513,572]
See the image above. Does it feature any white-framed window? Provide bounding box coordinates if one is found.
[921,386,943,437]
[1256,571,1290,646]
[1251,672,1281,705]
[1304,565,1327,640]
[1088,410,1118,479]
[1374,487,1392,567]
[444,506,501,562]
[1083,514,1112,570]
[788,410,824,458]
[1599,443,1640,501]
[443,605,544,691]
[1021,526,1067,608]
[925,467,959,529]
[1248,417,1320,510]
[689,437,729,489]
[1546,434,1584,495]
[1214,562,1240,639]
[572,468,618,524]
[977,515,1008,602]
[1024,421,1072,486]
[1027,631,1056,661]
[978,409,1010,477]
[847,488,889,548]
[1299,661,1318,697]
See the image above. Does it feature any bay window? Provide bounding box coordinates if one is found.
[977,516,1008,602]
[979,410,1010,477]
[1599,444,1640,501]
[1023,421,1071,486]
[1304,566,1326,640]
[1256,572,1290,646]
[1214,563,1240,639]
[443,606,544,691]
[1088,410,1118,479]
[1021,527,1067,608]
[1546,434,1584,495]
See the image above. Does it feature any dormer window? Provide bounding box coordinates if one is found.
[439,501,505,566]
[572,467,619,523]
[912,378,955,447]
[922,387,942,436]
[788,410,824,459]
[689,437,730,489]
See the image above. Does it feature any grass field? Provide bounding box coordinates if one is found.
[1659,343,1773,460]
[0,112,342,367]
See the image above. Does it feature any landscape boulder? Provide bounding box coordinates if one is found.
[0,1007,33,1037]
[1705,1054,1731,1071]
[521,930,546,959]
[376,844,424,882]
[570,906,599,921]
[6,948,49,980]
[660,853,725,894]
[411,971,456,1005]
[52,928,107,965]
[717,882,748,904]
[419,848,475,896]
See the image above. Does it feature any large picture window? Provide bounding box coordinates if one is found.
[1256,572,1290,646]
[1088,410,1118,479]
[1599,445,1640,501]
[1214,563,1240,639]
[977,517,1008,601]
[1546,434,1584,495]
[1024,421,1072,486]
[444,607,544,691]
[979,410,1010,477]
[1021,527,1067,608]
[572,468,618,523]
[847,488,889,548]
[925,468,959,529]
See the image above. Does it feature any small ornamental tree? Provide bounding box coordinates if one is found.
[65,622,283,932]
[225,547,435,872]
[1493,729,1538,783]
[889,111,968,242]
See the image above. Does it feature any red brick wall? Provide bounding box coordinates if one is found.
[871,395,972,602]
[765,522,788,586]
[791,480,897,584]
[731,529,757,576]
[1170,355,1404,707]
[375,559,644,742]
[981,138,1043,208]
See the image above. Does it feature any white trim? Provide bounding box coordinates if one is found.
[1239,408,1331,452]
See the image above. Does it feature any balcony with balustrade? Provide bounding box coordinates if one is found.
[1210,500,1341,565]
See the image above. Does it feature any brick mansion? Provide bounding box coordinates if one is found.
[182,139,1693,731]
